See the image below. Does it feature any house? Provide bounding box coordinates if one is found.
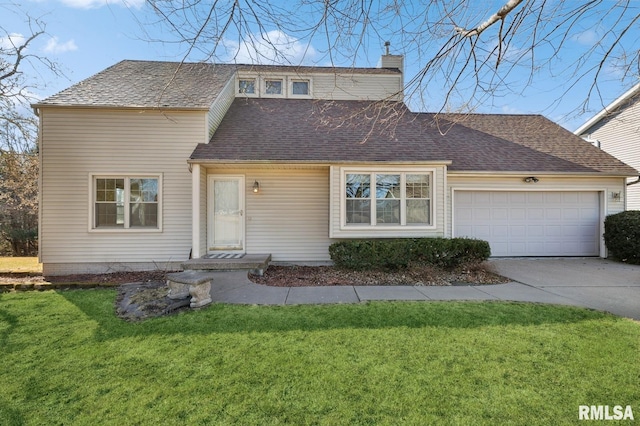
[33,56,638,275]
[574,82,640,210]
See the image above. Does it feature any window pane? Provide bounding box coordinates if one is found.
[376,174,400,199]
[130,178,158,202]
[406,174,430,198]
[95,203,124,227]
[346,174,370,199]
[292,81,309,95]
[239,79,255,94]
[130,178,158,227]
[407,199,430,225]
[96,178,124,202]
[376,200,400,225]
[346,200,370,224]
[265,80,282,94]
[130,203,158,227]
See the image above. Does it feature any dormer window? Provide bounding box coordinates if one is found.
[291,79,310,96]
[238,79,256,95]
[264,79,283,95]
[236,75,312,98]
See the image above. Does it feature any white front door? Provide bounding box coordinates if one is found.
[208,175,244,251]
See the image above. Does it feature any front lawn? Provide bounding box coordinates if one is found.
[1,290,638,424]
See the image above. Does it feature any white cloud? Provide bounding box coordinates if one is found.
[224,30,318,65]
[0,33,26,50]
[501,105,523,114]
[59,0,144,9]
[43,37,78,54]
[572,29,601,46]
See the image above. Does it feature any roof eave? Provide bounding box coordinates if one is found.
[448,170,639,178]
[188,159,453,166]
[31,103,211,111]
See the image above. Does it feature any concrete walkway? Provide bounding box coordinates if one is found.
[207,258,640,320]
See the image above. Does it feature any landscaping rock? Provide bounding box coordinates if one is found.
[116,281,191,321]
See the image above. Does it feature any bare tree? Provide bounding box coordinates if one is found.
[143,0,639,116]
[0,3,62,255]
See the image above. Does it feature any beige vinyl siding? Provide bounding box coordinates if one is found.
[40,108,206,271]
[329,165,447,239]
[208,75,236,138]
[583,100,640,210]
[235,72,403,101]
[205,166,332,262]
[311,73,403,101]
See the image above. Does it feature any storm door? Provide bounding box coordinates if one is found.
[208,175,244,251]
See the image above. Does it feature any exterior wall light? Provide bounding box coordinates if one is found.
[523,176,539,183]
[611,191,621,201]
[253,180,260,193]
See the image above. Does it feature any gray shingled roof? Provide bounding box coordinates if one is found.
[35,61,237,109]
[190,98,638,175]
[34,60,401,109]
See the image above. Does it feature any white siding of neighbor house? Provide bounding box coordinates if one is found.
[40,108,206,275]
[204,166,333,262]
[446,174,627,256]
[328,165,448,239]
[579,99,640,210]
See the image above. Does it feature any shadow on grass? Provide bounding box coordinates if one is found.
[54,289,614,342]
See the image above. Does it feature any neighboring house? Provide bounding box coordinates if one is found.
[575,82,640,210]
[33,56,638,275]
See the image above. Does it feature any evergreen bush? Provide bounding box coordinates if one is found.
[604,211,640,264]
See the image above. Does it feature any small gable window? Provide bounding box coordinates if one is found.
[291,80,310,96]
[264,79,283,95]
[238,79,256,95]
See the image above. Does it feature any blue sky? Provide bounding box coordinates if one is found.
[3,0,638,131]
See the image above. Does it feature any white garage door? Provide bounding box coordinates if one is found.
[454,191,600,256]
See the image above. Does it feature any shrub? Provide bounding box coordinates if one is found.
[604,211,640,264]
[329,238,491,271]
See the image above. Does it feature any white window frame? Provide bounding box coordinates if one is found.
[289,78,312,98]
[89,174,163,232]
[340,167,435,230]
[237,76,258,97]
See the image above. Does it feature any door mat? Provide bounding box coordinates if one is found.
[205,253,245,259]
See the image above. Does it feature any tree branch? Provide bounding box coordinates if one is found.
[454,0,525,37]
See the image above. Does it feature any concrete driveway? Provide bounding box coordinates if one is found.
[489,258,640,320]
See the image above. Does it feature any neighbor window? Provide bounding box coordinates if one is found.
[93,176,160,229]
[238,79,256,94]
[344,171,432,227]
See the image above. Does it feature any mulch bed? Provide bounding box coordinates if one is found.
[1,263,508,289]
[249,263,509,287]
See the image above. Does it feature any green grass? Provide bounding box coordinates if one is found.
[0,257,41,273]
[1,291,638,425]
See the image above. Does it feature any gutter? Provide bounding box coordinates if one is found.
[627,176,640,186]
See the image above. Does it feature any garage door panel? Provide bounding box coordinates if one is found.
[454,191,600,256]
